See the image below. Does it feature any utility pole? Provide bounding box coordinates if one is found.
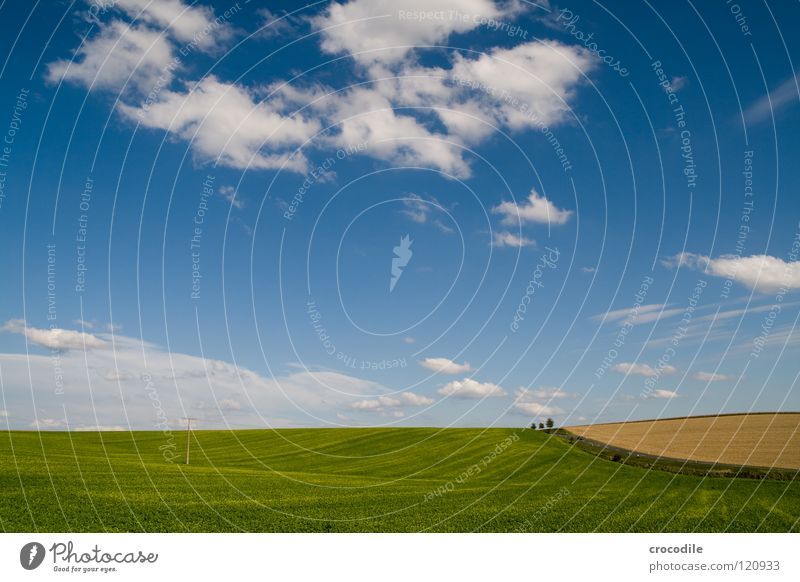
[182,417,197,465]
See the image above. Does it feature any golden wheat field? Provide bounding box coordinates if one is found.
[565,413,800,470]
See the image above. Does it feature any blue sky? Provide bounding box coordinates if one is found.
[0,0,798,430]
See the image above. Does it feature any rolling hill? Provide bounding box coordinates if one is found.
[0,426,797,532]
[565,412,800,470]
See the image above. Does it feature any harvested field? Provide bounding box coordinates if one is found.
[565,413,800,470]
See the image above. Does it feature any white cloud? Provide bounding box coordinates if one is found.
[419,357,472,374]
[632,308,687,325]
[74,425,125,432]
[218,185,244,209]
[0,328,398,429]
[399,193,453,233]
[400,193,430,223]
[662,253,800,293]
[696,302,800,322]
[492,231,534,248]
[650,389,679,399]
[314,0,514,67]
[114,0,230,49]
[119,76,320,171]
[367,38,595,144]
[47,0,234,92]
[693,371,736,382]
[0,410,7,417]
[350,391,434,412]
[49,1,596,180]
[403,336,416,344]
[352,395,400,410]
[512,387,567,417]
[324,86,471,177]
[449,40,594,131]
[595,303,665,323]
[46,21,175,92]
[669,76,687,92]
[594,303,693,327]
[398,391,435,406]
[493,188,572,226]
[613,362,678,377]
[743,73,800,125]
[30,418,67,429]
[520,387,572,399]
[257,9,300,39]
[514,401,562,416]
[399,193,448,226]
[217,398,242,411]
[438,378,505,398]
[2,319,108,351]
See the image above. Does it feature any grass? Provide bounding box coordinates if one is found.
[1,427,798,532]
[565,413,800,470]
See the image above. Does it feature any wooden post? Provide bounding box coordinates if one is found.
[182,417,196,465]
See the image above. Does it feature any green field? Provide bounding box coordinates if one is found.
[1,428,797,532]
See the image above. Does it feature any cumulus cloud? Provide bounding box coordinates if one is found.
[350,391,435,414]
[47,0,232,92]
[122,33,592,176]
[50,1,595,180]
[492,231,534,248]
[514,401,562,416]
[113,0,230,49]
[438,378,505,398]
[46,21,175,92]
[493,188,572,226]
[314,0,517,67]
[419,357,472,374]
[448,40,593,131]
[398,392,436,406]
[324,86,471,177]
[613,362,678,377]
[351,398,391,410]
[649,389,679,399]
[0,326,403,429]
[119,76,320,171]
[662,252,800,294]
[512,387,567,417]
[2,319,108,351]
[521,387,572,399]
[693,371,736,382]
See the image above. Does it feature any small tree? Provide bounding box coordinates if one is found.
[546,418,554,429]
[530,421,538,430]
[538,422,545,430]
